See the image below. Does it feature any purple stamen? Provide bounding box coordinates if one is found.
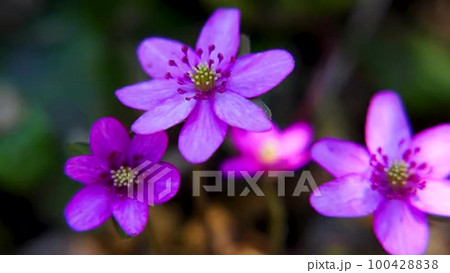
[182,56,190,65]
[417,163,427,170]
[196,48,203,58]
[184,73,191,81]
[181,45,188,54]
[402,149,412,161]
[208,44,215,54]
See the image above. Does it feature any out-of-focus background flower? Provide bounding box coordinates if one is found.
[0,0,449,254]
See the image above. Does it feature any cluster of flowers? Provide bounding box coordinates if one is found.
[64,8,450,254]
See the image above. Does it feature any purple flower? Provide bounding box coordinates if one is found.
[310,91,450,254]
[221,122,313,175]
[64,117,180,236]
[116,8,294,163]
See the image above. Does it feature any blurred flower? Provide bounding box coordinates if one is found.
[221,122,313,175]
[116,8,294,164]
[64,117,180,236]
[310,91,450,254]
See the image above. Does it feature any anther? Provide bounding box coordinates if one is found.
[196,48,203,57]
[417,163,427,170]
[402,149,412,161]
[182,56,190,65]
[208,44,215,53]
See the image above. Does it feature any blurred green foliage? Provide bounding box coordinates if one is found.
[68,142,90,157]
[363,32,450,115]
[0,106,57,193]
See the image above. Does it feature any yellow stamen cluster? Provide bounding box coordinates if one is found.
[111,166,136,187]
[188,62,220,92]
[260,140,279,164]
[385,160,410,188]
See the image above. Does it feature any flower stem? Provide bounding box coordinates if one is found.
[147,210,161,254]
[193,163,215,254]
[263,176,286,254]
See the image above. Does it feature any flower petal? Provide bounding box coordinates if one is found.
[365,91,412,158]
[311,138,370,177]
[90,117,129,161]
[115,80,179,111]
[275,153,310,171]
[127,131,168,166]
[411,178,450,217]
[230,126,279,157]
[112,197,149,236]
[214,91,272,131]
[133,162,180,205]
[196,8,240,66]
[64,155,109,184]
[373,199,428,254]
[227,50,295,98]
[279,122,313,159]
[65,184,113,231]
[131,95,197,134]
[410,124,450,178]
[310,174,383,217]
[221,156,264,177]
[137,37,197,79]
[179,100,228,163]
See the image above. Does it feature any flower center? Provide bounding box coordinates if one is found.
[385,160,410,189]
[369,145,428,200]
[188,62,221,92]
[111,166,136,187]
[166,44,234,100]
[260,141,279,164]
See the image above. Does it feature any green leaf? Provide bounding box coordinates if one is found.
[112,218,132,240]
[251,98,272,120]
[238,34,251,56]
[68,142,90,156]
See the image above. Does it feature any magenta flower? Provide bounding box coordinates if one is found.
[221,122,313,174]
[116,8,294,163]
[64,117,180,236]
[310,91,450,254]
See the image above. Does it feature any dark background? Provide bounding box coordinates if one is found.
[0,0,449,254]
